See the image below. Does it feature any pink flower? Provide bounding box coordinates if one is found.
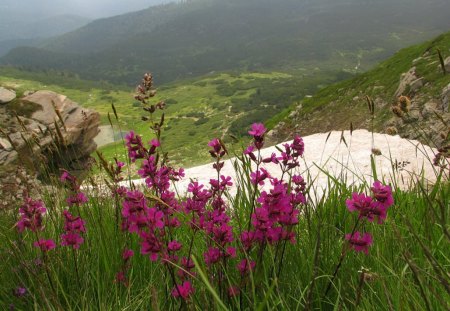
[237,259,256,275]
[346,193,374,214]
[248,123,266,137]
[204,247,221,265]
[371,181,394,208]
[346,192,389,224]
[345,232,373,255]
[17,197,47,232]
[61,232,84,249]
[63,210,86,233]
[168,240,182,252]
[171,281,194,300]
[67,192,88,206]
[33,239,56,252]
[122,249,134,261]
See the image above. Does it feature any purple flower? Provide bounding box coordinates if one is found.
[248,123,266,137]
[204,247,221,265]
[67,192,88,207]
[61,232,84,249]
[345,232,373,255]
[13,287,27,297]
[17,197,47,233]
[171,281,194,300]
[122,249,134,261]
[371,181,394,208]
[237,259,256,276]
[168,240,182,252]
[291,135,305,157]
[346,192,389,224]
[63,210,86,233]
[33,239,56,252]
[250,168,269,186]
[125,131,146,162]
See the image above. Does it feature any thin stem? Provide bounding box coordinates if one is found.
[324,217,362,296]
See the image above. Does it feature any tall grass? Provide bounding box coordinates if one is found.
[0,74,448,310]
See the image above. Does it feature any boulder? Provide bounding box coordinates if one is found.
[0,87,16,104]
[0,90,100,180]
[445,56,450,73]
[422,101,439,118]
[394,67,423,97]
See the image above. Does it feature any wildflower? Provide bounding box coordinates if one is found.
[171,281,194,299]
[122,249,134,261]
[345,232,373,255]
[237,259,256,276]
[250,168,269,186]
[291,135,305,157]
[125,131,146,162]
[168,240,182,252]
[61,232,84,249]
[67,192,88,206]
[248,123,266,137]
[115,271,128,287]
[249,123,266,150]
[13,287,27,297]
[33,239,56,252]
[17,197,46,232]
[371,181,394,209]
[346,193,374,215]
[204,247,221,265]
[63,210,86,233]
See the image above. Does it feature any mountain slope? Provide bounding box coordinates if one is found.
[2,0,450,85]
[270,31,450,149]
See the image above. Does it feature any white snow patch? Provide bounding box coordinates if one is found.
[125,130,438,200]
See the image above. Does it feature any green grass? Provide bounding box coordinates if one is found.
[0,67,348,167]
[269,31,450,138]
[0,135,448,310]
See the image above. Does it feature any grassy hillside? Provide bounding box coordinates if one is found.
[0,67,347,167]
[2,0,450,85]
[271,31,450,146]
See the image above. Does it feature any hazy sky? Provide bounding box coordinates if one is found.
[0,0,173,19]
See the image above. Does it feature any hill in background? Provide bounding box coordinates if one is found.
[270,31,450,150]
[2,0,450,85]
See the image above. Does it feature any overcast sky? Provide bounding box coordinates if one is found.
[0,0,173,19]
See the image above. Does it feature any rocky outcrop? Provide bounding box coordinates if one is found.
[394,67,423,97]
[0,87,16,104]
[445,56,450,73]
[0,90,100,188]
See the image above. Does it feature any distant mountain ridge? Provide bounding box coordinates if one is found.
[2,0,450,85]
[269,31,450,150]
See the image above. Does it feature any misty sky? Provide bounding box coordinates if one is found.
[0,0,173,19]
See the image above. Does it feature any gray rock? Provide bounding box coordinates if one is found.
[442,83,450,112]
[0,87,16,104]
[422,101,439,118]
[395,67,422,97]
[445,56,450,73]
[0,90,100,179]
[0,138,12,151]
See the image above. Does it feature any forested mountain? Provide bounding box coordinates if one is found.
[2,0,450,85]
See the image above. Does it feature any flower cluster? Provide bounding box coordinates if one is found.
[60,170,88,207]
[61,210,86,249]
[344,181,394,254]
[17,197,47,232]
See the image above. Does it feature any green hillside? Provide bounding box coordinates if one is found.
[271,31,450,148]
[0,67,347,166]
[2,0,450,85]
